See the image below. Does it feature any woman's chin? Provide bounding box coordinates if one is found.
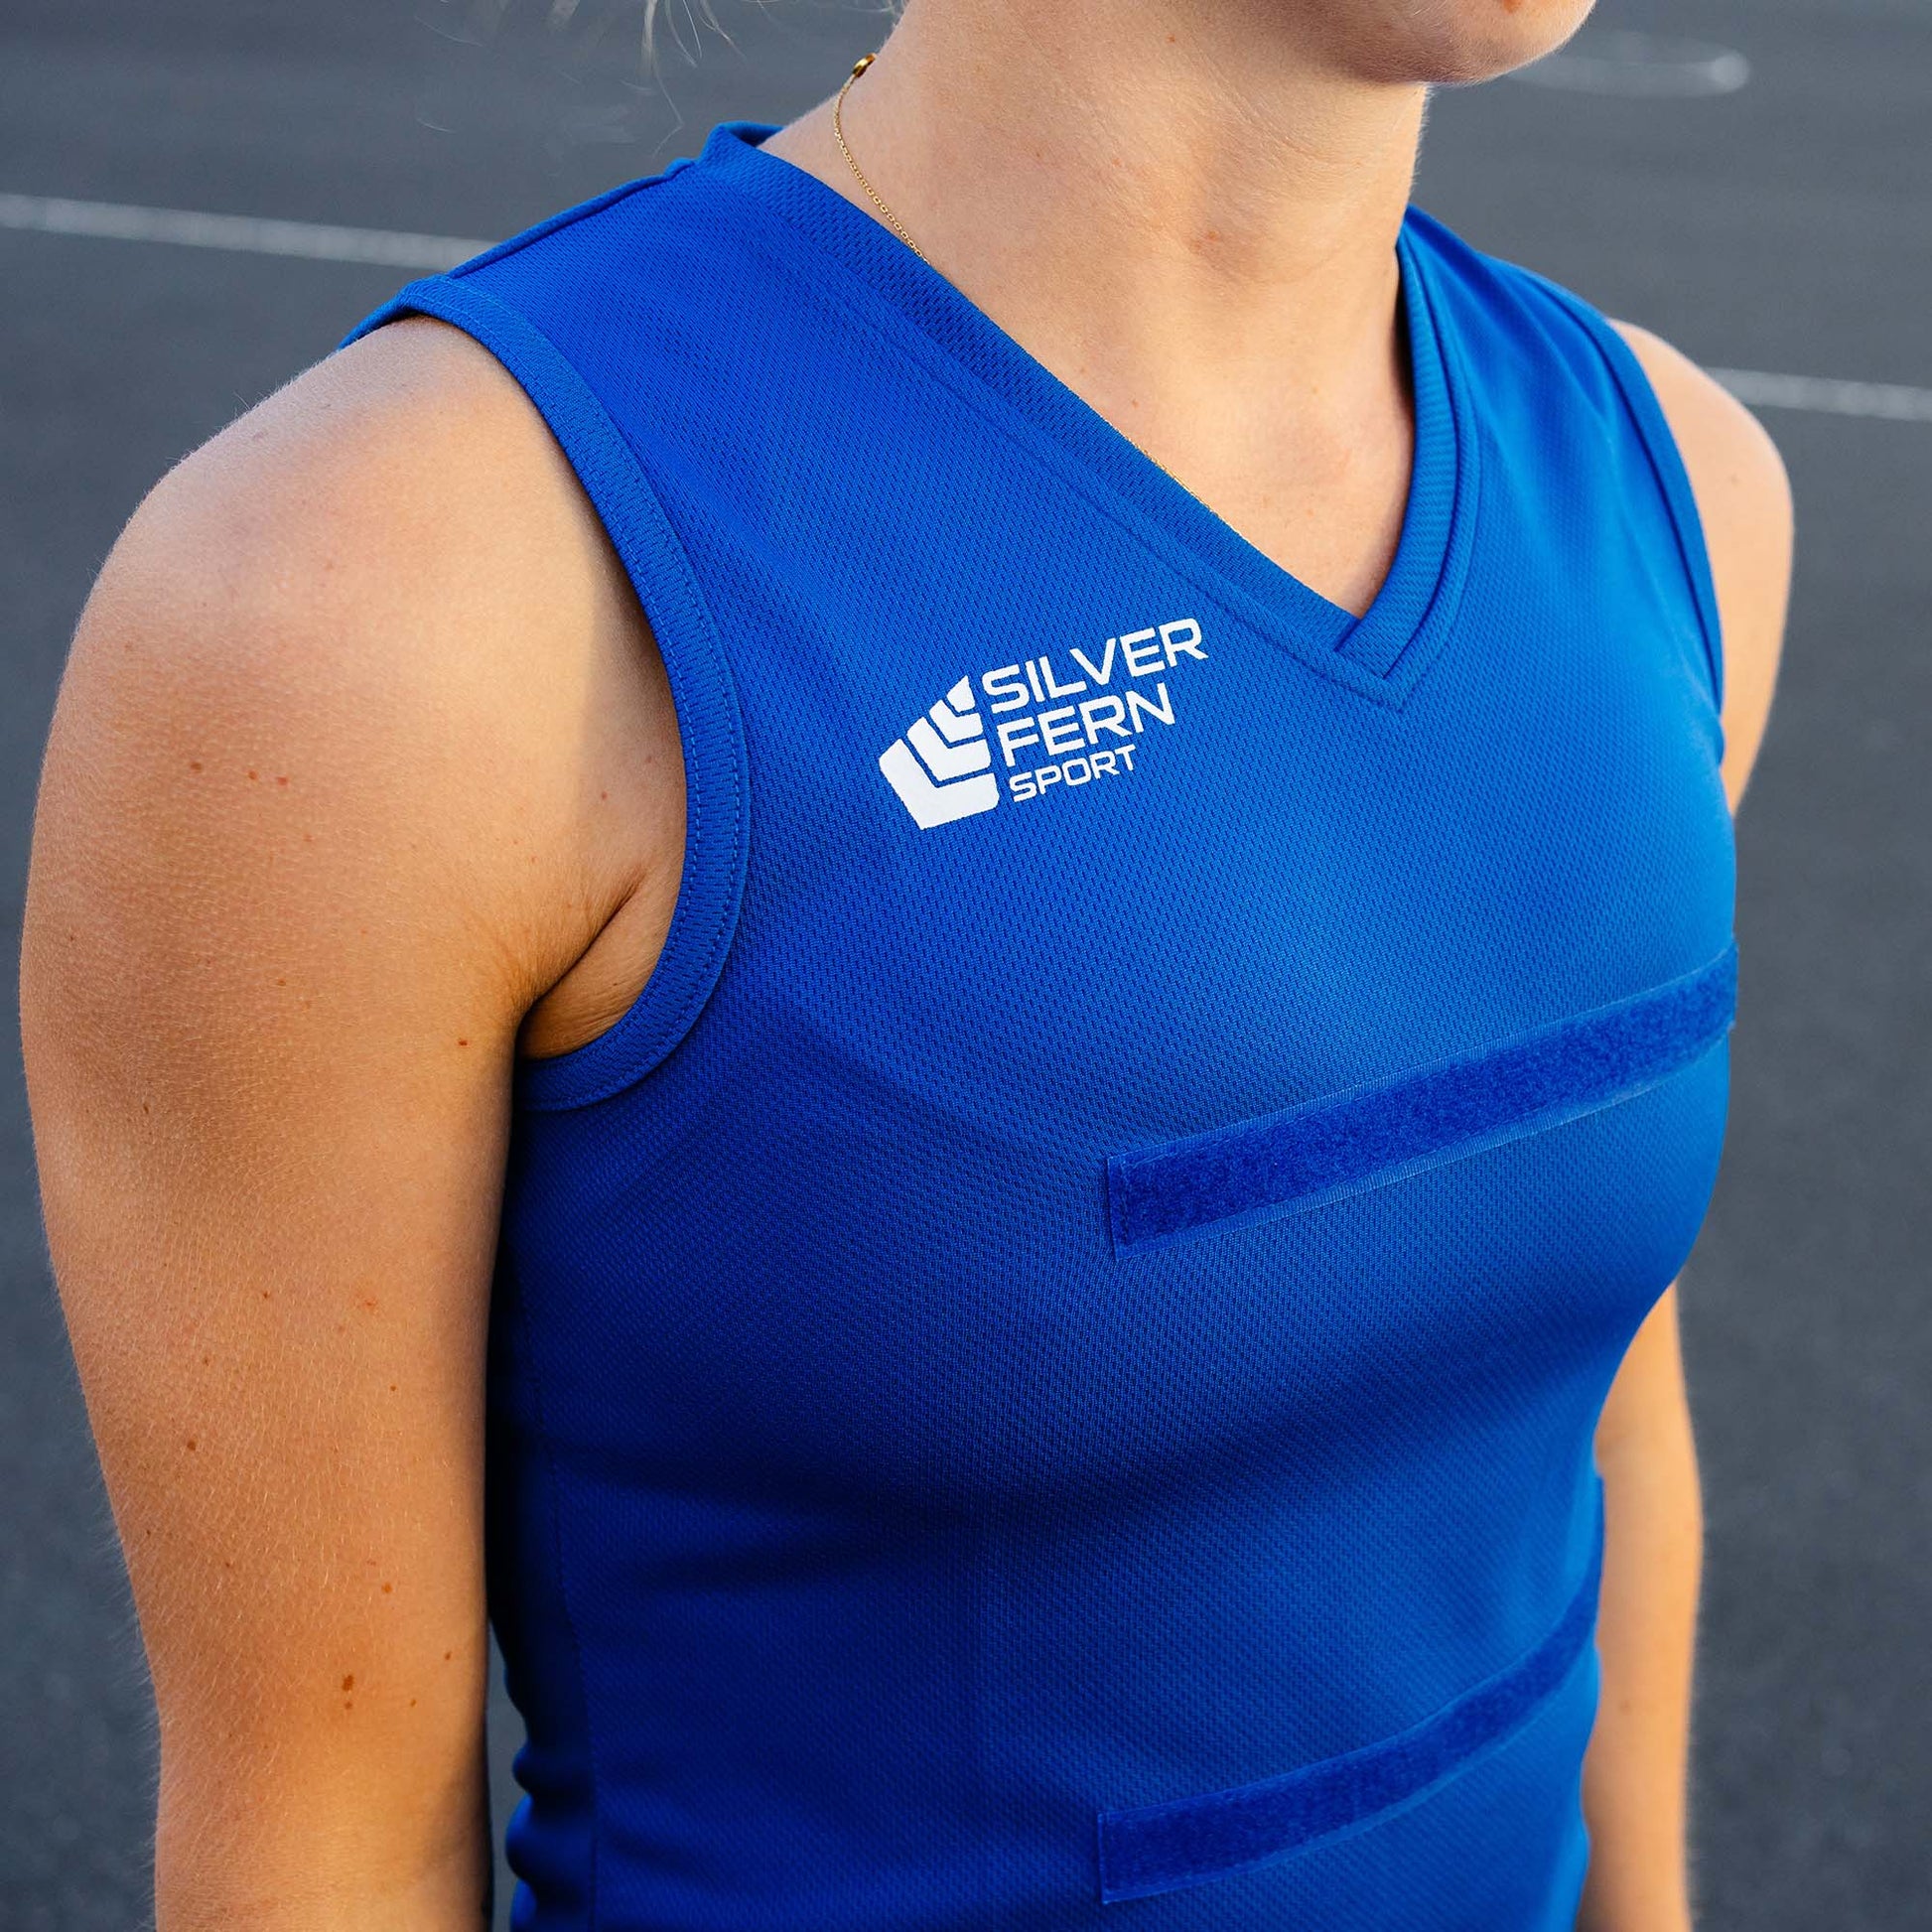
[1334,0,1600,89]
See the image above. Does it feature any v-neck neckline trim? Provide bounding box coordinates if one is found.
[690,119,1481,710]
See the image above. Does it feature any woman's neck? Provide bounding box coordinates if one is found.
[761,0,1433,615]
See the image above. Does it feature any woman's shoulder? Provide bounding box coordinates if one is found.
[41,312,681,1047]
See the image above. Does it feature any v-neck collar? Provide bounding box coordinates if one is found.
[689,119,1480,709]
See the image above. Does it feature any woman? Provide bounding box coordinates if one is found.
[22,0,1790,1924]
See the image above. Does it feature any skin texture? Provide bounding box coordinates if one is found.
[20,2,1789,1925]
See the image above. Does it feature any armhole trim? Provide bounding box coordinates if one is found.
[1523,278,1726,719]
[340,276,752,1111]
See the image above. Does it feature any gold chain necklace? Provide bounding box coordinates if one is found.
[830,51,1202,496]
[832,55,931,267]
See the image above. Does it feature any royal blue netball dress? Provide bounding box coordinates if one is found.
[346,116,1736,1931]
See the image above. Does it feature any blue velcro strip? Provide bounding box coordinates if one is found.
[1109,942,1736,1255]
[1095,1503,1606,1903]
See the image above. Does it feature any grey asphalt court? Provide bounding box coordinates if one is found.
[3,1,1928,1927]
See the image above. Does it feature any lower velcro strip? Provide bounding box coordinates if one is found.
[1095,1506,1606,1903]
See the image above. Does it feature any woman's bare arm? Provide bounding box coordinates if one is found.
[1581,1283,1706,1932]
[1576,327,1791,1932]
[20,319,678,1929]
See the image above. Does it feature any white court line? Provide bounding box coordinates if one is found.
[1708,368,1932,425]
[0,192,484,272]
[5,191,1930,424]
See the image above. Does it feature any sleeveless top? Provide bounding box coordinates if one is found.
[346,118,1736,1932]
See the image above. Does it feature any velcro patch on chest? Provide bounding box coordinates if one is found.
[1107,942,1738,1256]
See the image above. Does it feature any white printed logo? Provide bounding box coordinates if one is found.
[881,619,1208,828]
[879,676,1002,828]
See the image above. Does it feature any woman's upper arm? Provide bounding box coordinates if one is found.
[20,320,657,1924]
[1611,320,1794,814]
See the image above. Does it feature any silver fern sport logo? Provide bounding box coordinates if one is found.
[878,677,1002,828]
[880,620,1208,828]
